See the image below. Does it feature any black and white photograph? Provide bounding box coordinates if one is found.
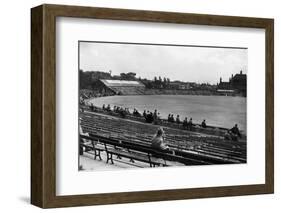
[78,41,247,171]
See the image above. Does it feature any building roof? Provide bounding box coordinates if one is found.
[233,74,246,81]
[218,82,230,86]
[100,79,145,87]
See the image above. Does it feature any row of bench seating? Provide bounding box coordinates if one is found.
[80,132,243,168]
[80,112,246,163]
[80,134,213,167]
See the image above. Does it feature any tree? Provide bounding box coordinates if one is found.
[120,72,136,80]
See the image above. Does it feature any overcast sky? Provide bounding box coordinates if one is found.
[79,42,247,84]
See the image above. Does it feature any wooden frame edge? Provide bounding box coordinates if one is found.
[31,5,44,208]
[265,19,274,194]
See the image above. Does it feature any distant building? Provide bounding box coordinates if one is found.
[231,71,247,95]
[90,71,112,80]
[217,70,247,96]
[93,79,146,96]
[169,81,195,90]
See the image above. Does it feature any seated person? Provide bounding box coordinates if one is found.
[176,115,180,124]
[151,127,170,151]
[153,109,158,119]
[182,117,188,129]
[168,114,171,122]
[106,104,111,111]
[230,124,241,138]
[143,110,147,118]
[89,103,94,112]
[201,119,207,128]
[119,108,127,118]
[146,112,154,123]
[135,109,141,116]
[187,118,193,130]
[170,114,175,123]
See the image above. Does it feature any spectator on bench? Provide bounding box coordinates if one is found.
[143,110,147,119]
[106,104,111,111]
[224,124,242,141]
[176,115,180,124]
[153,109,158,124]
[230,124,241,138]
[170,114,175,123]
[168,114,171,122]
[187,118,193,130]
[146,112,154,123]
[201,119,207,128]
[182,117,188,129]
[89,103,94,112]
[151,127,169,151]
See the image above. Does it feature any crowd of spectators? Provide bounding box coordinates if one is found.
[87,103,242,141]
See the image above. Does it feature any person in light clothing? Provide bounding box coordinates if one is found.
[151,127,169,151]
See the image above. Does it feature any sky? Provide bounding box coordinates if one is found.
[79,41,247,84]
